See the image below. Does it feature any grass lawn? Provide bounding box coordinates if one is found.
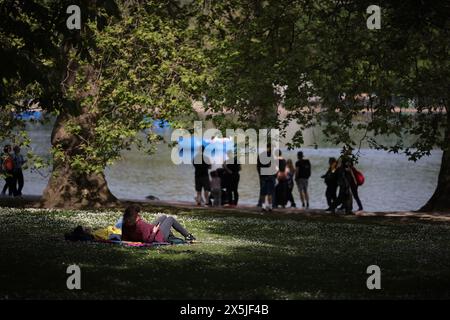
[1,206,450,299]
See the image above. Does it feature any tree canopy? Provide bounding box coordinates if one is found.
[1,0,449,210]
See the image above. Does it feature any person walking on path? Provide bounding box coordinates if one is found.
[338,148,364,212]
[322,157,338,211]
[1,145,17,197]
[13,145,26,197]
[330,154,354,215]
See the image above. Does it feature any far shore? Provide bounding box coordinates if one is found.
[1,195,449,223]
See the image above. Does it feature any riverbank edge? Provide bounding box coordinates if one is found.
[1,195,450,223]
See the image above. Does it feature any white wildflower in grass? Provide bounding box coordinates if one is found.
[2,206,450,299]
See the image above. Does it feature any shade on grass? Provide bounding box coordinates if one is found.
[1,207,450,299]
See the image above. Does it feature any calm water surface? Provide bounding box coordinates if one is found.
[20,122,442,212]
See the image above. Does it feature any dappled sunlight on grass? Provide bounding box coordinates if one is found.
[1,207,450,299]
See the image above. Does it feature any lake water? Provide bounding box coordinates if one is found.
[18,122,442,212]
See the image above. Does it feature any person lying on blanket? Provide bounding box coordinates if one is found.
[122,205,196,243]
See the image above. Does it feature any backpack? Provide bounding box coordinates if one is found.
[167,234,187,244]
[2,156,14,172]
[277,170,287,181]
[352,167,365,186]
[64,226,94,242]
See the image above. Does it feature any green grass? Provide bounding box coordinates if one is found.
[1,206,450,299]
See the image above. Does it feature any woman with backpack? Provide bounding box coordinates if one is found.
[1,145,17,197]
[349,162,364,212]
[330,156,353,214]
[342,147,364,212]
[331,149,364,214]
[13,145,26,196]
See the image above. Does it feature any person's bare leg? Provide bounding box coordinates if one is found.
[299,191,305,207]
[1,181,8,194]
[203,191,210,205]
[259,194,265,206]
[195,192,202,205]
[266,195,273,210]
[304,191,310,208]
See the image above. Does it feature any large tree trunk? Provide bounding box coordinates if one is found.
[41,112,118,209]
[40,53,119,209]
[420,113,450,212]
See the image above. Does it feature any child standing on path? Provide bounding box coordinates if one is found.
[210,170,222,207]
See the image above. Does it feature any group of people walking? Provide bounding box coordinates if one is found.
[1,144,26,197]
[321,152,364,214]
[193,145,364,214]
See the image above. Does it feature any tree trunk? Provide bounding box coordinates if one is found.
[40,112,119,209]
[420,113,450,212]
[40,52,119,209]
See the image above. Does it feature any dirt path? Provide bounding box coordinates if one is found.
[1,195,450,223]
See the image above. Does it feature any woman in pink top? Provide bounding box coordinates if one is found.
[122,205,196,243]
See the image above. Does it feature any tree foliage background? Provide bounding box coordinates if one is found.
[201,0,450,211]
[1,0,210,207]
